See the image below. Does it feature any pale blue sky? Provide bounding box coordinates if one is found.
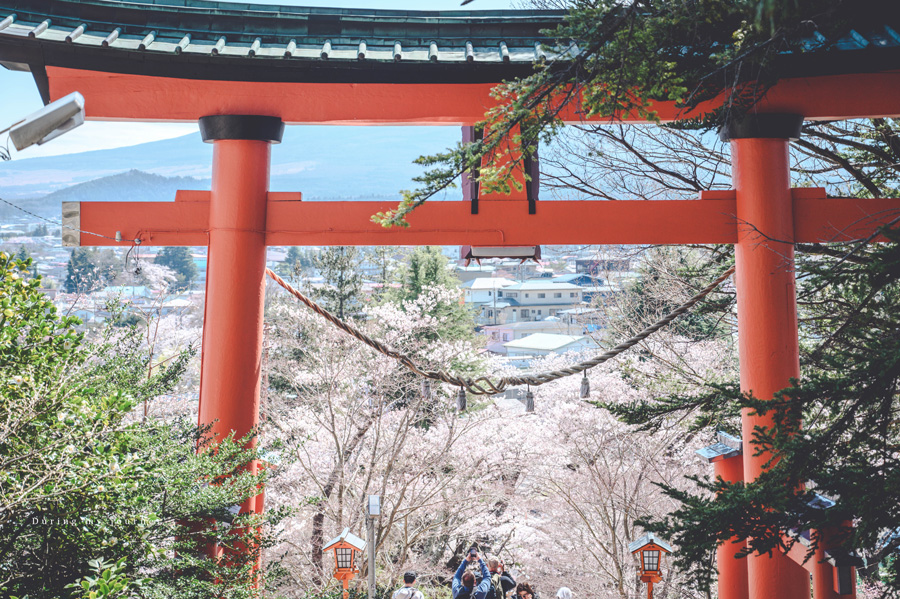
[0,0,516,158]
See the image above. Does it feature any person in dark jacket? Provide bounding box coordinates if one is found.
[487,558,516,598]
[452,550,492,599]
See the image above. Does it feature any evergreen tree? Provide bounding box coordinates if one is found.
[312,246,363,320]
[399,246,474,341]
[277,246,314,281]
[64,248,100,294]
[0,252,283,598]
[366,245,398,300]
[401,246,458,299]
[155,246,198,291]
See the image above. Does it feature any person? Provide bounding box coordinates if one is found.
[515,582,539,599]
[393,571,425,599]
[555,588,572,599]
[453,549,492,599]
[487,558,516,599]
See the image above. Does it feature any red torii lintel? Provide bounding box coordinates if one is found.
[66,189,900,248]
[45,67,900,124]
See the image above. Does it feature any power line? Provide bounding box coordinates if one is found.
[0,196,120,242]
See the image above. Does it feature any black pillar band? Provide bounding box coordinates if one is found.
[718,113,803,142]
[199,115,285,144]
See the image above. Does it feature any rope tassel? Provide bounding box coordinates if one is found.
[457,387,467,412]
[580,372,590,399]
[525,387,534,413]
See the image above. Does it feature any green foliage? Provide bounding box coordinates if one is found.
[397,246,474,341]
[313,246,363,320]
[154,246,197,291]
[278,246,315,281]
[606,227,900,592]
[65,248,101,294]
[401,246,457,299]
[66,558,146,599]
[621,247,734,342]
[373,0,867,226]
[0,253,285,598]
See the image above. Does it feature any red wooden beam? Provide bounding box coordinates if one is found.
[69,189,900,248]
[47,67,900,125]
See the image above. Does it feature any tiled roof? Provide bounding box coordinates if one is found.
[0,0,568,91]
[2,1,899,102]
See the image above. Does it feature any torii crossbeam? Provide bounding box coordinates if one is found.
[4,2,900,599]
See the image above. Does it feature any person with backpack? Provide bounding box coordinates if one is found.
[487,558,516,599]
[452,549,492,599]
[392,572,425,599]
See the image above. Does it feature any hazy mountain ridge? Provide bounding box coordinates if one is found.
[44,169,209,204]
[0,127,460,203]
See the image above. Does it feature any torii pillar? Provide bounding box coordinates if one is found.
[727,114,819,599]
[196,115,284,517]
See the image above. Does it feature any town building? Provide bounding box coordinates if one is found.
[502,333,598,366]
[487,280,585,324]
[460,277,515,324]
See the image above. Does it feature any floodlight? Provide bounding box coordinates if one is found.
[8,92,85,151]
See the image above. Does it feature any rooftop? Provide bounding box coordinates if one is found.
[0,0,567,97]
[483,321,568,331]
[504,281,583,291]
[461,277,515,290]
[503,332,588,352]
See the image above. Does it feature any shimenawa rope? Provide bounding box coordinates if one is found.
[265,265,735,395]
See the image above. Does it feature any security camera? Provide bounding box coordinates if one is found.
[9,91,85,151]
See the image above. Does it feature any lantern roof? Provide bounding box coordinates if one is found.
[323,527,367,553]
[695,430,742,463]
[628,532,673,555]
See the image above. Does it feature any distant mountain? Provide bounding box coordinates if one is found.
[43,169,209,204]
[0,126,461,202]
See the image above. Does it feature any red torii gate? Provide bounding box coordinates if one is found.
[65,107,898,599]
[4,3,900,599]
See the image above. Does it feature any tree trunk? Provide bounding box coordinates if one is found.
[311,419,373,580]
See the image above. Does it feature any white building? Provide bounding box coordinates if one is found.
[481,320,570,353]
[488,280,585,324]
[503,333,597,364]
[460,277,515,323]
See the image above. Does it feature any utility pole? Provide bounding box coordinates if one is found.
[367,495,380,599]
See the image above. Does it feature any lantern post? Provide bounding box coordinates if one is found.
[629,533,673,599]
[323,528,367,599]
[367,496,380,599]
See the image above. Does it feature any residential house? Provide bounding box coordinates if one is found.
[576,256,633,274]
[557,306,607,336]
[489,280,584,324]
[547,273,617,302]
[454,263,498,283]
[481,320,570,354]
[460,277,515,323]
[502,333,598,366]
